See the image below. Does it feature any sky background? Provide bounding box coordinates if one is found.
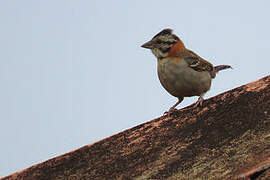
[1,0,270,177]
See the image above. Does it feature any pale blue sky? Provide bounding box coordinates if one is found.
[1,0,269,177]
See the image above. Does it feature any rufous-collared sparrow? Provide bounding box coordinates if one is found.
[141,28,232,116]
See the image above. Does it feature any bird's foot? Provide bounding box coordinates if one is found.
[163,97,183,117]
[164,107,178,117]
[194,96,204,108]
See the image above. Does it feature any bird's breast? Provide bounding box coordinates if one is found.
[157,57,212,97]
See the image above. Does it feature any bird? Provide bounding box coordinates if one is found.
[141,28,232,116]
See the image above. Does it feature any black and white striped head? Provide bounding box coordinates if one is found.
[141,29,180,59]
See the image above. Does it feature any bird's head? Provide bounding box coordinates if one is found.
[141,28,185,59]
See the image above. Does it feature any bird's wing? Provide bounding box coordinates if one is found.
[180,50,214,75]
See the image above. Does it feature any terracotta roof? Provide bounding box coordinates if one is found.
[2,75,270,180]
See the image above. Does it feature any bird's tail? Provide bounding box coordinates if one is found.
[214,65,232,73]
[211,65,232,78]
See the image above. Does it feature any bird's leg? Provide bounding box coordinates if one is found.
[194,93,205,107]
[164,97,184,117]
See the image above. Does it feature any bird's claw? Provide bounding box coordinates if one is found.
[194,96,204,107]
[164,107,178,117]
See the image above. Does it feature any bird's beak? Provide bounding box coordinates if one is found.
[141,41,154,49]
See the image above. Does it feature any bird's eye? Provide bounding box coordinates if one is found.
[156,39,163,44]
